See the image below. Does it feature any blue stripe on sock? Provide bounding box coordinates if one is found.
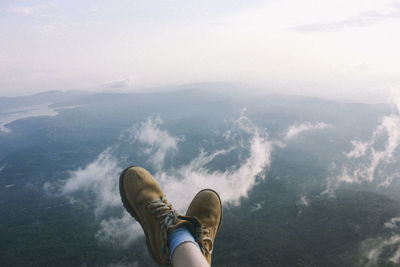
[168,226,200,261]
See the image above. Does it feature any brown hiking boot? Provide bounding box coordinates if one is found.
[119,166,202,266]
[186,189,223,265]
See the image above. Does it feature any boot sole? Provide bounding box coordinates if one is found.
[119,166,140,221]
[119,166,160,264]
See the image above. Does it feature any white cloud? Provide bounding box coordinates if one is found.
[6,6,39,15]
[296,195,311,215]
[103,77,135,90]
[335,95,400,187]
[251,201,264,212]
[62,149,122,215]
[0,164,6,173]
[129,117,181,170]
[96,212,143,247]
[155,115,272,210]
[58,148,139,245]
[296,196,310,207]
[56,114,273,245]
[389,247,400,264]
[6,3,53,16]
[364,235,400,266]
[285,122,330,140]
[57,117,182,245]
[346,140,370,158]
[327,92,400,191]
[385,217,400,229]
[295,2,400,32]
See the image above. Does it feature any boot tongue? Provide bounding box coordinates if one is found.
[176,215,203,243]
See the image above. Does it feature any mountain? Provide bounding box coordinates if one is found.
[0,90,89,111]
[1,86,399,266]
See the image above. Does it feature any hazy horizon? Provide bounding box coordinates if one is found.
[0,81,398,106]
[1,0,400,103]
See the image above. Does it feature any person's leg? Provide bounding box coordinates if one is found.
[172,242,210,267]
[168,226,209,266]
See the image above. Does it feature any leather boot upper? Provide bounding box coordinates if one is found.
[119,166,203,266]
[120,166,177,265]
[186,189,223,265]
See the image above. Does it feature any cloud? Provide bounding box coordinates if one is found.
[155,115,272,210]
[0,164,6,173]
[129,117,181,170]
[55,114,273,245]
[56,117,182,245]
[385,217,400,229]
[103,77,135,89]
[296,195,310,207]
[364,235,400,266]
[346,140,369,158]
[58,148,137,246]
[285,122,330,140]
[6,6,42,15]
[251,201,264,212]
[325,92,400,192]
[384,216,400,264]
[296,195,311,215]
[333,95,400,187]
[96,212,143,247]
[361,216,400,265]
[5,3,54,16]
[295,2,400,32]
[62,149,122,215]
[389,247,400,264]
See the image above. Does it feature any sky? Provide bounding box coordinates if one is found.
[1,0,400,103]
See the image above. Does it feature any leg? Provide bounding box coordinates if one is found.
[172,242,210,267]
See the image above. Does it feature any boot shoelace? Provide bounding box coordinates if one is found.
[146,196,178,254]
[201,228,214,255]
